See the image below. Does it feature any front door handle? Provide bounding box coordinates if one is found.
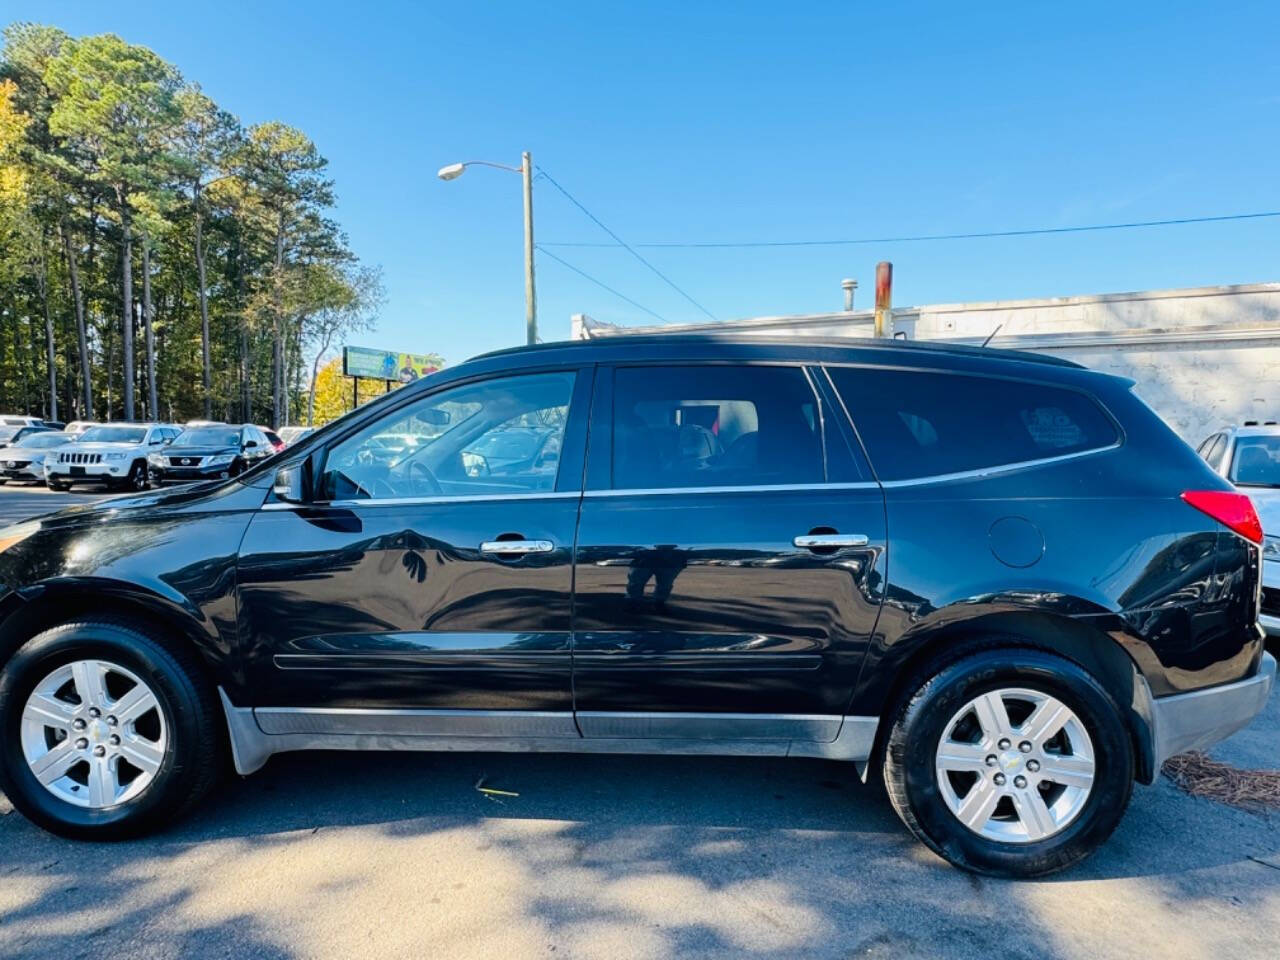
[480,539,555,555]
[793,533,869,549]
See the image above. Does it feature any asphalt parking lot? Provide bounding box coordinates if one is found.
[0,484,1276,960]
[0,481,109,525]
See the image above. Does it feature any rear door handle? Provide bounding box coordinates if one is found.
[480,539,555,555]
[793,533,869,549]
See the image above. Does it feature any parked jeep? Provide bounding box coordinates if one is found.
[42,422,180,491]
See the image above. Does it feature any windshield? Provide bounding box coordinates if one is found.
[15,433,69,450]
[79,426,147,444]
[172,427,241,447]
[1231,436,1280,487]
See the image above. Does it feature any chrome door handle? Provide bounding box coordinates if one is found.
[480,539,555,554]
[793,533,869,549]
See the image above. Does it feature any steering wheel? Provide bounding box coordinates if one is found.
[408,459,444,496]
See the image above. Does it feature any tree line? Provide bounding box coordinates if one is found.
[0,23,384,427]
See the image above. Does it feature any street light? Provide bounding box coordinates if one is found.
[437,152,537,345]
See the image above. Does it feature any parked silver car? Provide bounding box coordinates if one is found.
[1198,421,1280,639]
[0,431,74,483]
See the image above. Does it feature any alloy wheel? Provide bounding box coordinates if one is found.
[19,659,168,808]
[934,687,1095,843]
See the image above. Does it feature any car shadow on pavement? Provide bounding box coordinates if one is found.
[4,750,1279,959]
[195,750,1280,875]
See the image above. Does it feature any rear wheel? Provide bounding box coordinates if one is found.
[882,648,1133,877]
[0,619,222,839]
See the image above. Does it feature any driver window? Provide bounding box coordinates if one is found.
[320,371,576,501]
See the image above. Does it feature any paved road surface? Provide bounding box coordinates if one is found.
[0,483,1276,959]
[0,481,114,525]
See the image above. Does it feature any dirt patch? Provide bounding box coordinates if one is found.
[1162,751,1280,813]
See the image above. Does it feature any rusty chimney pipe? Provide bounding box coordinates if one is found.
[873,261,893,338]
[841,278,857,312]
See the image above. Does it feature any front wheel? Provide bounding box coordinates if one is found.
[122,460,149,492]
[0,619,222,839]
[882,647,1133,878]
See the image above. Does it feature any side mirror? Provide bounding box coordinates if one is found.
[244,439,259,449]
[272,464,305,504]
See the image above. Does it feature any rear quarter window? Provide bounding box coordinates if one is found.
[827,367,1119,482]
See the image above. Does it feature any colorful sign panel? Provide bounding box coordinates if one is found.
[343,346,443,383]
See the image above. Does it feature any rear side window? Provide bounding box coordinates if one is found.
[827,367,1119,481]
[1207,433,1229,470]
[611,365,828,489]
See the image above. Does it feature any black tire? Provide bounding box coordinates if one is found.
[124,460,149,492]
[0,619,222,839]
[45,479,68,492]
[882,647,1133,878]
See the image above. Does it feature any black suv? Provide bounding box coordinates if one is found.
[0,336,1272,877]
[147,423,275,485]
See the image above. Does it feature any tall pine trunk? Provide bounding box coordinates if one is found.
[105,328,115,420]
[240,325,250,422]
[36,232,58,422]
[119,196,136,421]
[42,296,57,422]
[142,241,158,420]
[270,217,285,428]
[307,327,334,427]
[12,318,30,414]
[194,183,212,419]
[60,221,93,418]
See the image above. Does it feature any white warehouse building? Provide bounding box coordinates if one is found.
[571,281,1280,446]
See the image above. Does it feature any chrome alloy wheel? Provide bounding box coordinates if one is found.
[935,687,1095,843]
[19,659,168,808]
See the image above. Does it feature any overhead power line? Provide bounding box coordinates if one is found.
[535,166,718,320]
[535,245,667,322]
[540,209,1280,250]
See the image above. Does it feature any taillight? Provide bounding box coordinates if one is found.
[1180,490,1264,544]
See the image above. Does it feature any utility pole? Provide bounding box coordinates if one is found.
[438,154,538,346]
[522,151,537,345]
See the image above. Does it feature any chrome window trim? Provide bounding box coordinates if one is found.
[260,444,1117,509]
[583,481,879,498]
[261,490,581,511]
[876,441,1122,488]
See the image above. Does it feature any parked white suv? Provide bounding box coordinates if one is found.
[1197,421,1280,641]
[44,422,181,492]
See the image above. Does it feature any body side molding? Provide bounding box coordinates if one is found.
[218,690,879,775]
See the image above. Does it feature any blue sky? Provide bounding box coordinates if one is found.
[7,1,1280,363]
